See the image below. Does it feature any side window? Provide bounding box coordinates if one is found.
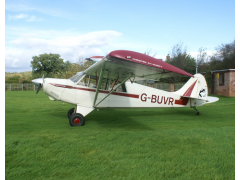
[219,73,225,85]
[80,74,125,92]
[84,75,108,89]
[77,75,87,86]
[88,77,97,88]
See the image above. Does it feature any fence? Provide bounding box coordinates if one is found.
[5,83,38,91]
[134,81,185,92]
[153,83,171,92]
[174,83,185,91]
[5,82,186,92]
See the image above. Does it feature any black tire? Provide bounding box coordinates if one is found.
[69,113,85,126]
[68,108,75,118]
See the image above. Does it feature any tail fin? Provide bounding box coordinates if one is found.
[175,74,208,100]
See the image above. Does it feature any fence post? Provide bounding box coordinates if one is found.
[10,84,11,91]
[22,84,23,91]
[170,83,174,92]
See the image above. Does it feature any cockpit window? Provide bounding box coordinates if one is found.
[69,71,85,83]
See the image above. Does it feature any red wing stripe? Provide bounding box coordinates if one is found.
[183,80,197,97]
[49,83,139,99]
[74,87,96,92]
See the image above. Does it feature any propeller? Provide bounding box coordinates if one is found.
[32,74,44,94]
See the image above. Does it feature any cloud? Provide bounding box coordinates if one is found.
[188,50,216,60]
[26,15,43,22]
[8,13,28,20]
[5,3,69,18]
[8,13,43,22]
[5,30,122,72]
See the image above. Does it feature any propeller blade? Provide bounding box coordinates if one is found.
[32,74,45,94]
[36,83,42,94]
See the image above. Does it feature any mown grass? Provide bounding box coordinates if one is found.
[5,91,235,179]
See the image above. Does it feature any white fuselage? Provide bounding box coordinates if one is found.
[43,78,205,110]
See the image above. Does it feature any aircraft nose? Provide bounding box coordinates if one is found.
[32,78,43,86]
[32,74,44,94]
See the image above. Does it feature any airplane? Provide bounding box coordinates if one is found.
[32,50,219,126]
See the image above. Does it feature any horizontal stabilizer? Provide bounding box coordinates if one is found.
[206,96,219,104]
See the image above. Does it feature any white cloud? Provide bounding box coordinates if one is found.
[8,13,28,20]
[188,50,216,60]
[5,30,122,72]
[164,34,169,38]
[26,15,43,22]
[8,13,43,22]
[5,3,69,18]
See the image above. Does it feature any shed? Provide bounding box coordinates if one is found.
[210,69,235,97]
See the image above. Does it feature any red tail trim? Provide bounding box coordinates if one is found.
[175,97,189,105]
[183,80,197,97]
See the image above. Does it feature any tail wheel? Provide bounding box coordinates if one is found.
[67,108,75,118]
[69,113,85,126]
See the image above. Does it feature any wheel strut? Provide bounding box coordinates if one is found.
[192,106,200,115]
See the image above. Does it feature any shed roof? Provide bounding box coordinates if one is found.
[211,69,235,74]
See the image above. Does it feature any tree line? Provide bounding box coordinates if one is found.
[5,40,235,84]
[164,40,235,85]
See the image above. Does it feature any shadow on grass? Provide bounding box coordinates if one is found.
[86,109,154,131]
[83,107,203,130]
[44,105,223,130]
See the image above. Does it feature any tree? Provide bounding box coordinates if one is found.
[63,63,81,79]
[30,53,71,78]
[214,40,235,69]
[62,56,97,79]
[196,47,207,73]
[165,42,196,83]
[144,48,157,57]
[202,40,235,72]
[195,40,235,87]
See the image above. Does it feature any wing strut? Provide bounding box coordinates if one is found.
[94,73,132,108]
[93,64,105,107]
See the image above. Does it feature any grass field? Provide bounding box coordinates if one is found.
[5,91,235,179]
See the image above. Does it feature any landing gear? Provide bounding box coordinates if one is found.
[192,106,200,115]
[69,113,85,126]
[67,108,75,118]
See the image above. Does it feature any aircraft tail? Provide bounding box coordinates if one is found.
[175,73,218,104]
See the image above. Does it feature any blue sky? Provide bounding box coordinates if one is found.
[4,0,235,72]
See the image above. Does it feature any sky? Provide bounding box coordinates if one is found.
[4,0,236,72]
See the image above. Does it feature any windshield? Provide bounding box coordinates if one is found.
[69,71,85,83]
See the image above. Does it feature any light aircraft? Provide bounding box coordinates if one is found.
[32,50,219,126]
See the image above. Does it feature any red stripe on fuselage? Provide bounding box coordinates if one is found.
[49,83,139,99]
[175,97,189,105]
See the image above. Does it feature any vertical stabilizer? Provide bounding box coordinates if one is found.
[175,74,208,100]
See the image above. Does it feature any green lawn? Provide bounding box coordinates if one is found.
[5,91,235,179]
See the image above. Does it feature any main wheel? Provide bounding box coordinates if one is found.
[69,113,85,126]
[67,108,75,118]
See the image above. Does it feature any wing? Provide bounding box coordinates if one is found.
[84,50,193,82]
